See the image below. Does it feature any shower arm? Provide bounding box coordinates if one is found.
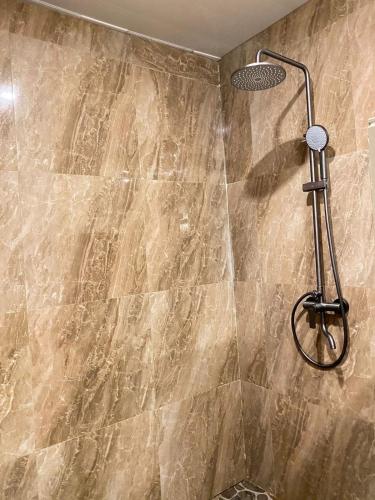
[256,48,324,295]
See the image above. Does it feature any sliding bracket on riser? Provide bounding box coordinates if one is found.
[302,180,327,192]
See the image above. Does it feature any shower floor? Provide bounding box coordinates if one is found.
[213,480,274,499]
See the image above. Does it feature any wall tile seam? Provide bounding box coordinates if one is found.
[15,408,159,459]
[155,379,243,412]
[223,147,371,185]
[8,29,220,86]
[230,278,375,292]
[15,169,227,183]
[241,379,375,428]
[241,380,277,497]
[217,84,247,476]
[8,379,243,460]
[23,278,235,313]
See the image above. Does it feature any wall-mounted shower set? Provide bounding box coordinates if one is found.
[231,49,349,370]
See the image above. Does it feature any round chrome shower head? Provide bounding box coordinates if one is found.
[305,125,329,151]
[231,62,286,91]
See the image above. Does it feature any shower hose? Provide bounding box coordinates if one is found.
[291,182,349,370]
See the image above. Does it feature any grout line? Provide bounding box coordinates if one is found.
[217,83,248,474]
[31,380,243,456]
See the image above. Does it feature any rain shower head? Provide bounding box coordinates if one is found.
[231,62,286,91]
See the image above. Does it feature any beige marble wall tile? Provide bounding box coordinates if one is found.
[11,34,141,177]
[284,0,348,48]
[135,66,224,183]
[318,285,375,424]
[0,454,38,500]
[159,381,246,499]
[0,0,10,31]
[241,382,275,494]
[322,211,375,288]
[29,294,154,448]
[243,383,375,500]
[284,17,357,158]
[10,1,132,60]
[349,1,375,149]
[270,392,331,500]
[151,282,238,407]
[9,0,218,85]
[11,32,221,180]
[270,391,375,500]
[146,181,230,291]
[37,411,160,499]
[20,171,147,309]
[0,171,26,313]
[234,282,269,387]
[0,310,34,461]
[0,29,17,171]
[237,282,322,402]
[9,0,92,52]
[12,2,123,58]
[328,150,372,220]
[130,35,219,85]
[228,170,316,285]
[227,179,263,282]
[317,411,375,500]
[220,83,253,183]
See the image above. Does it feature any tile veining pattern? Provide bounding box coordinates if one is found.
[0,0,245,498]
[220,0,375,499]
[213,480,274,500]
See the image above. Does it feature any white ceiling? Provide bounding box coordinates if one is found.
[33,0,308,58]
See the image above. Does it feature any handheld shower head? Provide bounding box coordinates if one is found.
[231,62,286,91]
[305,125,329,152]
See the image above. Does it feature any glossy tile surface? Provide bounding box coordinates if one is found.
[159,381,246,500]
[0,171,26,313]
[20,171,148,308]
[0,454,38,500]
[241,382,275,495]
[37,411,161,500]
[130,35,219,85]
[0,0,242,497]
[29,295,154,448]
[146,181,230,291]
[151,282,238,406]
[349,1,375,149]
[11,35,140,177]
[135,67,224,183]
[9,0,218,84]
[0,29,16,171]
[242,381,375,500]
[11,36,220,180]
[0,309,34,462]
